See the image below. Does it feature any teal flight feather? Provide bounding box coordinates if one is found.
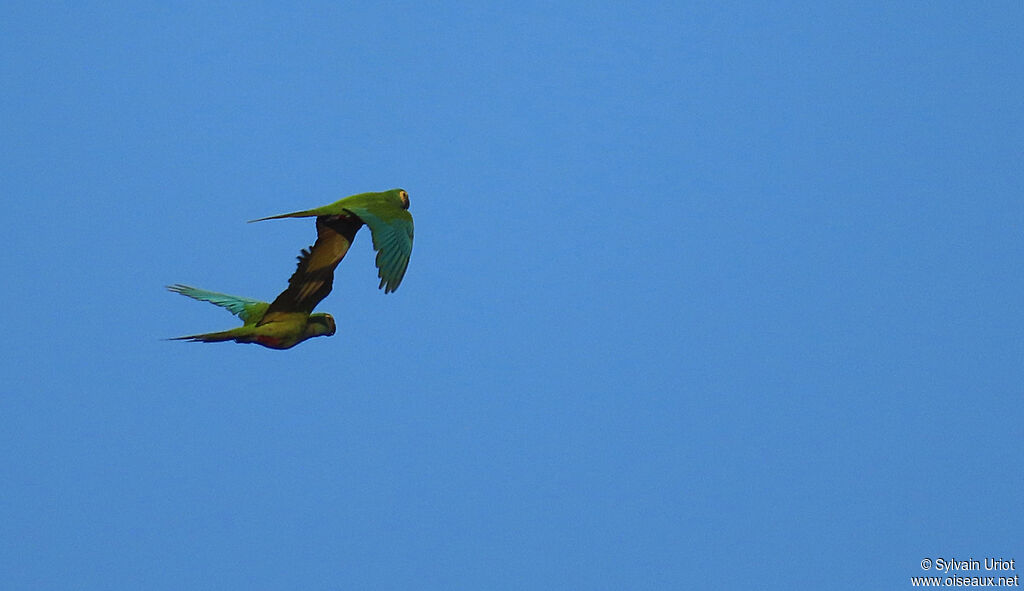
[166,284,268,323]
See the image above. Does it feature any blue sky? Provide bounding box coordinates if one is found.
[2,2,1022,589]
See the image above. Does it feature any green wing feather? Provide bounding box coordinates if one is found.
[166,284,268,324]
[342,205,413,293]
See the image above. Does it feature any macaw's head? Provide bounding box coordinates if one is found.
[395,188,410,209]
[308,313,337,338]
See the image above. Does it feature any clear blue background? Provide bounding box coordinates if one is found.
[2,2,1021,589]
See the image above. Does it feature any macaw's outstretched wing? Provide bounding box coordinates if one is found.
[166,284,269,324]
[342,205,414,294]
[260,214,362,324]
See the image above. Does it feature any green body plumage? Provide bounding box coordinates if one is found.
[167,285,335,349]
[250,188,414,293]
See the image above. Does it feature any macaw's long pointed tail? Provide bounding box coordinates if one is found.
[167,328,244,344]
[247,209,322,223]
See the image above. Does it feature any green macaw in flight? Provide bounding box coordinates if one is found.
[167,215,361,349]
[249,188,414,294]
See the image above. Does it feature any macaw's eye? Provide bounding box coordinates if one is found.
[400,190,410,209]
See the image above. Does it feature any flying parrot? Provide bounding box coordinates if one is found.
[249,188,414,293]
[167,215,361,349]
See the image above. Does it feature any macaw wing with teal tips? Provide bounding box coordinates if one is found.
[166,284,268,324]
[343,205,413,293]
